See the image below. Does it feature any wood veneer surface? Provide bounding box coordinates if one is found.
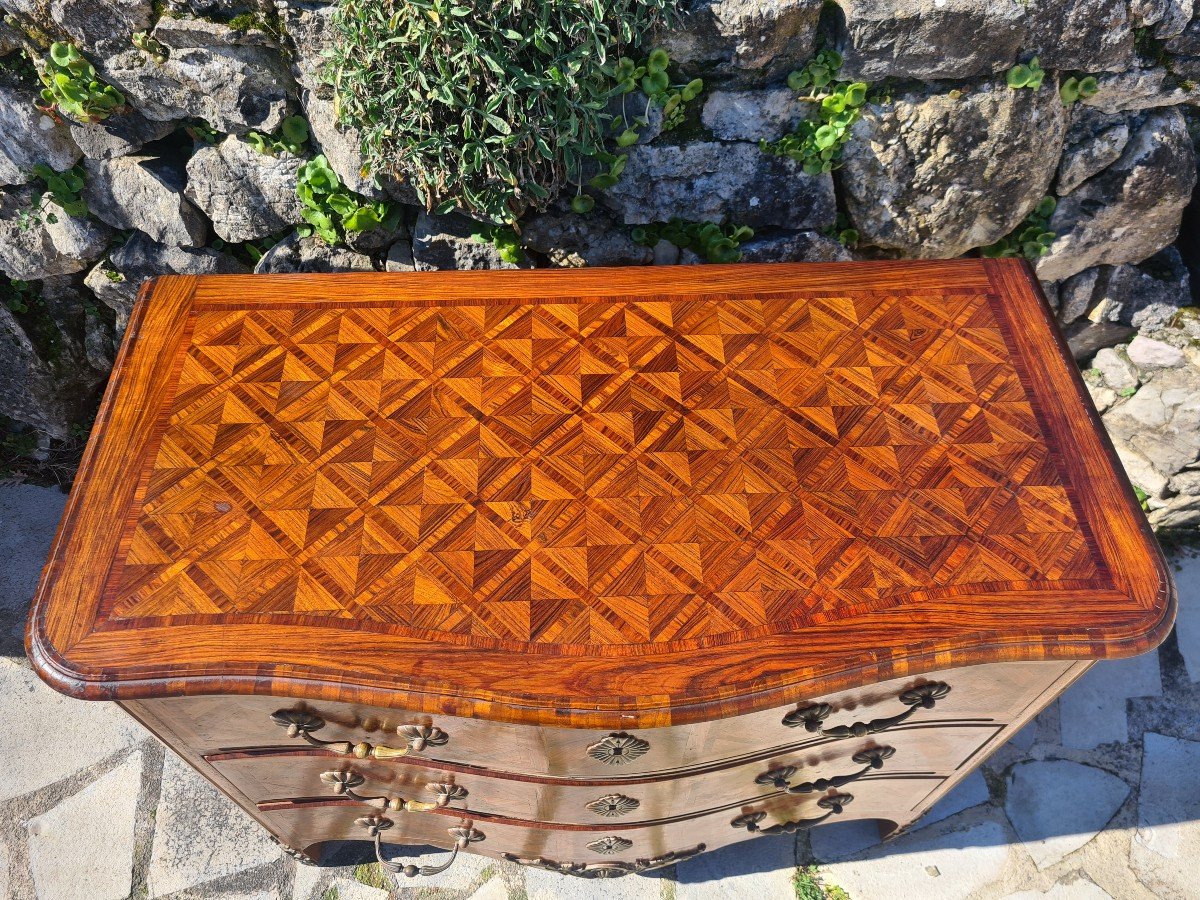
[27,261,1174,727]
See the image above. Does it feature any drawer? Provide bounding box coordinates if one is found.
[127,659,1070,777]
[258,774,948,870]
[208,723,998,825]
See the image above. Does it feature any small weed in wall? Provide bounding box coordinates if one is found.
[980,196,1056,260]
[1059,74,1099,105]
[1005,57,1046,90]
[295,155,399,246]
[35,42,125,123]
[632,219,754,264]
[246,116,310,157]
[761,49,869,175]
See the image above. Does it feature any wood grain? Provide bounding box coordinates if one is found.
[27,261,1174,729]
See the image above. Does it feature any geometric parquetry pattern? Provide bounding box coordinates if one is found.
[104,291,1102,646]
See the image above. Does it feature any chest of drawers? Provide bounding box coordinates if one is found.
[27,261,1174,880]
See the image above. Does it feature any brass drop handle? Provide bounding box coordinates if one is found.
[355,815,484,877]
[321,772,468,811]
[271,711,449,759]
[782,683,951,737]
[756,747,895,794]
[731,793,852,835]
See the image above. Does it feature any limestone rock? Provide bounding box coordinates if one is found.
[836,0,1026,81]
[49,0,153,55]
[521,206,653,267]
[384,237,414,271]
[1104,366,1200,486]
[0,276,107,437]
[1065,320,1137,360]
[99,18,295,133]
[85,231,247,332]
[413,211,531,271]
[1080,70,1192,114]
[1127,334,1186,368]
[185,135,303,242]
[604,141,835,230]
[1005,760,1130,869]
[701,88,810,142]
[279,0,337,92]
[1057,108,1131,195]
[0,185,110,280]
[1092,347,1139,392]
[1131,0,1195,39]
[253,230,377,273]
[68,108,175,160]
[1037,109,1195,282]
[0,83,82,186]
[657,0,824,83]
[0,19,23,53]
[1059,250,1192,334]
[738,230,852,262]
[841,79,1066,258]
[83,155,207,247]
[1025,0,1135,71]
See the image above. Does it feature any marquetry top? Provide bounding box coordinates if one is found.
[27,262,1174,727]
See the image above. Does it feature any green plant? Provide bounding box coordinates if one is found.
[209,234,284,265]
[30,163,88,219]
[471,223,526,264]
[295,154,399,245]
[246,115,310,156]
[1060,74,1099,105]
[632,218,754,264]
[1133,484,1150,511]
[1134,27,1169,65]
[761,49,869,175]
[612,48,703,134]
[980,196,1056,260]
[825,212,859,248]
[2,278,37,314]
[352,862,391,890]
[794,866,824,900]
[1006,56,1045,90]
[131,30,168,63]
[36,42,125,123]
[325,0,680,224]
[184,120,220,144]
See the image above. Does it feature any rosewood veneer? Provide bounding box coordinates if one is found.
[27,261,1173,878]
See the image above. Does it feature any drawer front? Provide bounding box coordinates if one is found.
[258,774,948,867]
[130,659,1070,777]
[209,723,997,825]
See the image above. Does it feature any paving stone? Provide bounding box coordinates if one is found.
[1131,732,1200,898]
[526,864,665,899]
[917,770,991,829]
[325,879,390,900]
[1008,721,1038,752]
[384,839,493,890]
[0,482,66,653]
[1003,874,1114,898]
[467,875,513,900]
[0,657,145,803]
[1005,760,1129,869]
[810,818,886,862]
[1058,653,1162,749]
[0,841,9,899]
[290,863,325,899]
[147,752,281,897]
[675,834,794,899]
[820,820,1013,900]
[1171,552,1200,683]
[26,750,143,900]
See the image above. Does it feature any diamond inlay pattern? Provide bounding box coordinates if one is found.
[103,291,1101,647]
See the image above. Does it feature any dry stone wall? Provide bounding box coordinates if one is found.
[0,0,1198,525]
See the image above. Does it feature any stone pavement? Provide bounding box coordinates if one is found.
[2,481,1199,900]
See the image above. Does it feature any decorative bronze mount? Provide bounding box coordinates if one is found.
[355,815,483,877]
[586,732,650,765]
[320,771,468,811]
[585,793,641,818]
[271,710,448,759]
[502,843,707,879]
[756,747,895,794]
[731,793,853,835]
[782,683,952,737]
